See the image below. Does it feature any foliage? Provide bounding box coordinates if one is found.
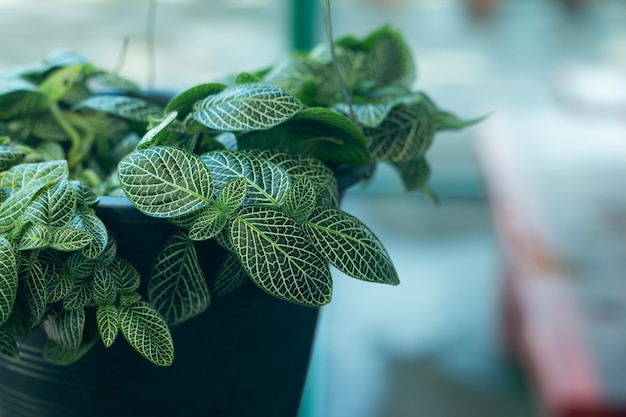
[0,26,477,366]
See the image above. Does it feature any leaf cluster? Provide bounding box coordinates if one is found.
[0,26,480,367]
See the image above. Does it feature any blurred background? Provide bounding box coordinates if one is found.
[2,0,626,416]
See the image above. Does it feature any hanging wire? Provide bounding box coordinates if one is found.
[319,0,356,123]
[146,0,157,90]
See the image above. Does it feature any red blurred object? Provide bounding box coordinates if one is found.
[476,119,626,417]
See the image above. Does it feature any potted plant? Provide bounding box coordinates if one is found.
[0,24,478,417]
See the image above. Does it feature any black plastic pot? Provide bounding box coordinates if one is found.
[0,197,320,417]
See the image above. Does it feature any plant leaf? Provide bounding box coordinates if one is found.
[115,258,141,293]
[22,179,76,227]
[165,83,226,117]
[214,252,248,297]
[50,227,93,252]
[0,237,18,326]
[96,304,119,347]
[47,273,74,303]
[192,83,302,131]
[0,328,18,358]
[0,189,35,234]
[333,101,394,128]
[230,206,332,306]
[18,223,52,250]
[69,208,108,259]
[118,146,213,218]
[283,176,316,222]
[74,95,163,122]
[64,252,96,279]
[0,145,25,171]
[38,63,84,104]
[43,308,85,349]
[136,111,178,150]
[119,301,174,366]
[63,280,91,310]
[286,107,370,166]
[361,25,416,89]
[304,207,398,285]
[43,324,98,366]
[0,160,68,191]
[149,232,210,325]
[92,262,118,305]
[188,205,227,241]
[391,158,431,192]
[71,180,100,206]
[200,151,290,206]
[215,176,247,214]
[20,259,48,325]
[363,101,436,162]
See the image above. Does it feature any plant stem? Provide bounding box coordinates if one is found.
[49,103,83,170]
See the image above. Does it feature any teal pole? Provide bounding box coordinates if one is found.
[291,0,317,51]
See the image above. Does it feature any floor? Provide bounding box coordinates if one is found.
[2,1,626,416]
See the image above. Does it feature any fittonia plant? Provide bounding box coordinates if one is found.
[0,26,479,366]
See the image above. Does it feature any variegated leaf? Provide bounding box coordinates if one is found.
[0,328,18,358]
[119,301,174,366]
[64,252,96,279]
[214,252,248,297]
[18,223,51,250]
[0,188,34,234]
[0,145,25,171]
[92,263,118,305]
[96,305,119,347]
[50,227,93,252]
[115,258,141,293]
[38,63,84,103]
[118,147,213,218]
[188,205,227,241]
[391,158,431,192]
[47,273,74,303]
[200,151,290,206]
[0,160,68,191]
[43,326,98,366]
[0,237,18,326]
[71,180,99,206]
[74,95,163,122]
[215,177,247,214]
[333,101,394,128]
[70,208,108,259]
[361,26,416,89]
[43,308,85,349]
[304,207,398,285]
[22,180,76,227]
[283,176,316,222]
[137,111,178,150]
[192,83,302,131]
[363,102,436,163]
[63,280,91,310]
[230,206,332,306]
[148,232,210,325]
[165,83,226,117]
[20,259,48,325]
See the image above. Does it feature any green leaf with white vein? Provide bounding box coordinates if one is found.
[96,305,119,347]
[200,151,290,206]
[119,301,174,366]
[0,160,68,190]
[21,180,76,227]
[18,224,51,250]
[230,206,332,306]
[192,83,302,131]
[93,263,118,304]
[215,177,247,214]
[74,95,163,122]
[283,177,316,222]
[0,237,18,326]
[304,207,398,285]
[43,308,85,349]
[0,328,18,358]
[119,147,213,218]
[149,232,210,325]
[43,325,98,366]
[137,111,178,150]
[214,252,248,297]
[115,258,141,293]
[188,205,226,241]
[21,259,48,324]
[70,208,108,259]
[363,102,436,163]
[63,280,91,310]
[50,227,93,252]
[0,188,34,234]
[333,102,394,128]
[0,145,25,171]
[47,273,73,303]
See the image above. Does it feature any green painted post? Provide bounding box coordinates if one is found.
[291,0,317,51]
